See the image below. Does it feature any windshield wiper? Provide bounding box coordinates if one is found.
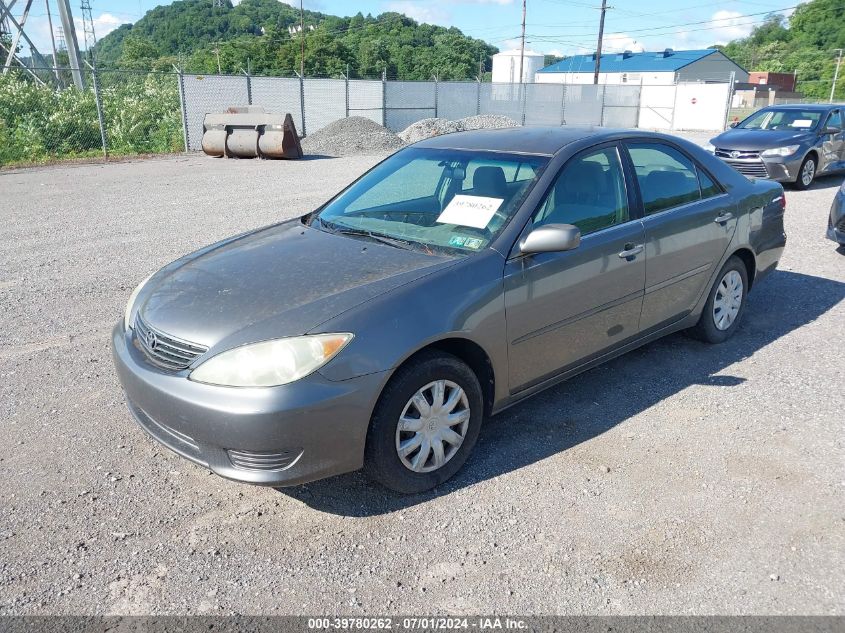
[317,218,415,251]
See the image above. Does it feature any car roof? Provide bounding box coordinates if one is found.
[411,126,672,156]
[760,103,839,111]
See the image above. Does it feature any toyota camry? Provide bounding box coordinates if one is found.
[112,127,787,493]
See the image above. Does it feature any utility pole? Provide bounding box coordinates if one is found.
[593,0,607,85]
[831,48,843,103]
[299,0,304,78]
[56,0,84,87]
[518,0,526,84]
[213,44,221,73]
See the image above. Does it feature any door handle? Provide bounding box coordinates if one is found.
[714,212,734,224]
[618,243,644,259]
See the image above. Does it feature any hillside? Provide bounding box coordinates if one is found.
[94,0,498,80]
[717,0,845,100]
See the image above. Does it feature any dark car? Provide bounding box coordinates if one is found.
[828,178,845,247]
[112,127,787,493]
[709,104,845,189]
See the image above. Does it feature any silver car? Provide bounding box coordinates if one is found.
[112,127,786,493]
[709,104,845,189]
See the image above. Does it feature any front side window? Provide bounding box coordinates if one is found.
[739,109,822,131]
[825,110,842,130]
[532,146,629,236]
[628,143,702,215]
[312,148,548,254]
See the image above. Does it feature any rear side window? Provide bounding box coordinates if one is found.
[628,143,702,215]
[698,170,722,199]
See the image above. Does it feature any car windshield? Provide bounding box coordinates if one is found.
[309,147,549,255]
[738,109,822,131]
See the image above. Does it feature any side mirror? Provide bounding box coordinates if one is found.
[729,121,739,128]
[822,126,841,135]
[519,223,581,255]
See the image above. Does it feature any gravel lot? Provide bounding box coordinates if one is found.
[1,137,843,616]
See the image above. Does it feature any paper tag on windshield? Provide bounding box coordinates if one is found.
[436,195,503,229]
[791,119,812,127]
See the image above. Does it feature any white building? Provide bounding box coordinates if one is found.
[492,49,545,84]
[535,49,748,85]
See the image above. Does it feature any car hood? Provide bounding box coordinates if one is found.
[138,220,455,349]
[710,128,814,151]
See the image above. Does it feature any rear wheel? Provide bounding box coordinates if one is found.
[688,255,748,344]
[364,351,483,494]
[793,154,816,190]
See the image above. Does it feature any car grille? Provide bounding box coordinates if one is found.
[715,148,769,179]
[134,315,208,371]
[227,449,301,472]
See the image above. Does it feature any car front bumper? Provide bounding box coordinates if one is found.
[714,150,804,183]
[111,324,388,486]
[760,155,805,183]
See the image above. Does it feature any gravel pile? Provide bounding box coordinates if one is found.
[398,118,463,144]
[399,114,519,144]
[301,116,405,156]
[458,114,520,130]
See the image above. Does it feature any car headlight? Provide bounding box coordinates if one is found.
[123,273,153,331]
[761,145,800,157]
[703,142,716,154]
[189,333,353,387]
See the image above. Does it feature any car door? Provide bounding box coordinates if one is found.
[820,110,844,166]
[624,141,738,334]
[503,144,646,393]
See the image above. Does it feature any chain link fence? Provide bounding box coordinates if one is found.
[2,67,763,167]
[0,66,184,166]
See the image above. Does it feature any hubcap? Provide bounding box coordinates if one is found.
[712,270,743,331]
[395,379,470,473]
[802,160,815,186]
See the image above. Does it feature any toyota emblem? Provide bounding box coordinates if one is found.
[730,150,741,159]
[145,329,157,350]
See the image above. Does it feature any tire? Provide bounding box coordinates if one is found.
[364,350,484,494]
[687,255,749,344]
[792,154,817,190]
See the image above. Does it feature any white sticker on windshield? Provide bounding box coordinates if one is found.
[436,195,503,229]
[790,119,813,127]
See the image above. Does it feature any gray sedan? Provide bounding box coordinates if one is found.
[709,104,845,189]
[112,127,786,493]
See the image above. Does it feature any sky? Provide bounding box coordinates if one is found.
[11,0,802,61]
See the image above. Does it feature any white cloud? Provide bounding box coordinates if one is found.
[278,0,325,9]
[673,9,764,48]
[601,33,645,54]
[74,12,123,48]
[383,1,451,25]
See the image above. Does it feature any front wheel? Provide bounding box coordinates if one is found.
[793,154,816,190]
[364,351,483,494]
[687,256,749,344]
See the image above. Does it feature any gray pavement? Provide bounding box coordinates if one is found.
[1,142,843,615]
